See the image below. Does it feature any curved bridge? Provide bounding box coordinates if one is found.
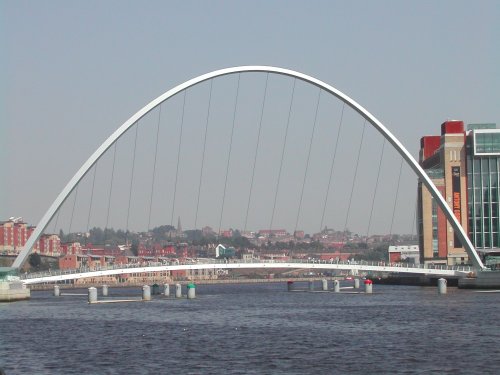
[12,66,486,270]
[21,260,473,285]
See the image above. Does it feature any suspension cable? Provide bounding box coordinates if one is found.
[320,102,345,231]
[86,164,97,243]
[68,185,79,238]
[171,90,187,227]
[244,73,269,232]
[343,120,367,242]
[52,208,60,235]
[411,196,417,239]
[389,157,404,237]
[218,74,240,234]
[194,79,213,230]
[295,88,321,233]
[104,143,117,245]
[125,123,139,239]
[365,139,386,240]
[148,105,162,232]
[270,78,296,231]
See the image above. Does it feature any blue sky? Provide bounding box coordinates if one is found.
[1,0,499,235]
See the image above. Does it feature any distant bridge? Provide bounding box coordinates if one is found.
[20,259,473,285]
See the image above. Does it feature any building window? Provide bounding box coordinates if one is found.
[432,198,438,257]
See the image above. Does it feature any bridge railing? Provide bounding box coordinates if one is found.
[19,258,474,280]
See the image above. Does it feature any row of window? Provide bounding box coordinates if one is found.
[474,132,500,154]
[431,199,438,256]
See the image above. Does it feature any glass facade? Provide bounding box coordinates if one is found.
[473,130,500,155]
[425,168,444,179]
[467,135,500,249]
[468,123,496,131]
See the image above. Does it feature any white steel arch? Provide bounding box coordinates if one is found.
[12,66,486,270]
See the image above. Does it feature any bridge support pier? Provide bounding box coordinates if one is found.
[364,280,373,294]
[438,278,447,294]
[187,283,196,299]
[333,280,340,293]
[142,285,151,301]
[88,287,97,303]
[322,279,328,291]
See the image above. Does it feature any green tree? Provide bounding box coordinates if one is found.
[28,253,42,269]
[130,240,139,256]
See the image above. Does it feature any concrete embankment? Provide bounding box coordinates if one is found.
[0,281,31,302]
[458,271,500,289]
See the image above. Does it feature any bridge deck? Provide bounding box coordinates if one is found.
[21,260,473,284]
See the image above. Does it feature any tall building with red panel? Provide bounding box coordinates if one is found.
[418,121,500,266]
[418,121,469,265]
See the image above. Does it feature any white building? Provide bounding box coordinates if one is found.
[388,245,420,264]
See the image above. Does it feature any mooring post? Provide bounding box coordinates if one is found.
[142,285,151,301]
[187,283,196,299]
[333,280,340,293]
[164,284,170,297]
[102,285,108,297]
[354,278,360,289]
[88,287,97,303]
[438,278,447,294]
[322,279,328,291]
[53,285,60,297]
[364,279,373,294]
[287,281,294,292]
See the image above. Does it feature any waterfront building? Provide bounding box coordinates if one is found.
[294,230,305,239]
[258,229,288,238]
[0,218,61,255]
[60,242,83,255]
[220,229,233,238]
[418,121,499,266]
[388,245,419,263]
[0,218,28,254]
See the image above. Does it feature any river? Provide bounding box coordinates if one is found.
[1,282,499,374]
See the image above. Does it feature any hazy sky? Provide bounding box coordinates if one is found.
[1,0,499,236]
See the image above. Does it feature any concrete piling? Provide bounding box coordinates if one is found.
[164,284,170,297]
[102,285,108,297]
[287,281,294,292]
[187,283,196,299]
[53,285,60,297]
[364,279,373,294]
[354,278,360,289]
[88,287,97,303]
[333,280,340,293]
[438,278,447,294]
[322,279,328,291]
[142,285,151,301]
[175,283,182,298]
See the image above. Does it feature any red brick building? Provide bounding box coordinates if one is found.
[0,218,28,253]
